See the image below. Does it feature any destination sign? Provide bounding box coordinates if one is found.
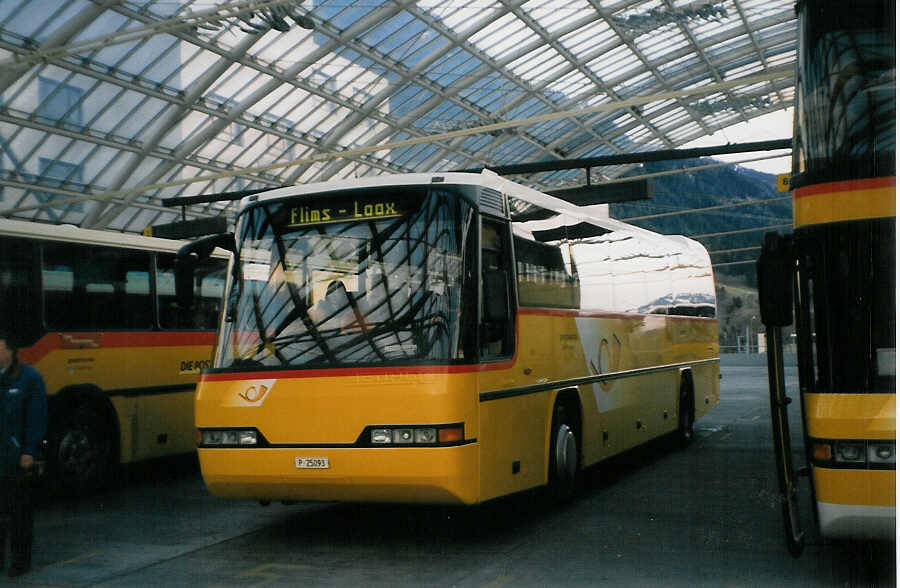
[287,197,408,227]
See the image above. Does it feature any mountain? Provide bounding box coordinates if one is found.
[610,157,792,286]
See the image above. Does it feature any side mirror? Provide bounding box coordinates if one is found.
[175,232,235,310]
[756,232,794,327]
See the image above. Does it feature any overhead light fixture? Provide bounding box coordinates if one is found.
[613,2,728,35]
[194,0,315,34]
[425,117,518,137]
[691,95,772,116]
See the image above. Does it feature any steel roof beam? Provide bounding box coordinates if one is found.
[83,32,264,227]
[86,1,407,228]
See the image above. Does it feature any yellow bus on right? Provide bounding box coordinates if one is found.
[757,0,895,555]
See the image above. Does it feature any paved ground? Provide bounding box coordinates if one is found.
[10,355,897,586]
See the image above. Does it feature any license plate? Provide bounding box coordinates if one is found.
[295,456,330,469]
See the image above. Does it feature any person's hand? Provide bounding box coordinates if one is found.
[19,454,34,470]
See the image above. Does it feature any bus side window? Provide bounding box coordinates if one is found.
[42,243,153,330]
[480,218,514,359]
[0,236,41,346]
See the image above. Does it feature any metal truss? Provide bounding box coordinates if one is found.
[0,0,797,232]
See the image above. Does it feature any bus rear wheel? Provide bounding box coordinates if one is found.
[548,405,579,500]
[54,405,113,494]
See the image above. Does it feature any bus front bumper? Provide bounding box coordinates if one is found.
[198,443,480,505]
[814,466,896,539]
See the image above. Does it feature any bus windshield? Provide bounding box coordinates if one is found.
[792,1,895,187]
[216,186,476,369]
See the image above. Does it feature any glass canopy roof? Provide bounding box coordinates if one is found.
[0,0,796,233]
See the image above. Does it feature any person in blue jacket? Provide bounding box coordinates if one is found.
[0,330,47,578]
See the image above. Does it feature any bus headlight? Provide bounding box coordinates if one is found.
[811,438,895,469]
[392,429,414,444]
[834,441,866,463]
[200,428,258,447]
[364,425,459,446]
[869,442,895,465]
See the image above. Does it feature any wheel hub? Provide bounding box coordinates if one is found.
[555,424,577,482]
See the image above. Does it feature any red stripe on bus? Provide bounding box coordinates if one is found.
[19,331,215,364]
[199,361,517,382]
[794,177,895,198]
[518,307,715,321]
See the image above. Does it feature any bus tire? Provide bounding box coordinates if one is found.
[677,373,695,447]
[548,404,579,500]
[54,404,114,495]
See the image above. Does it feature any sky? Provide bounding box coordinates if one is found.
[683,108,793,176]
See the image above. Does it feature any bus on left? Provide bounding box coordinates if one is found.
[0,218,229,493]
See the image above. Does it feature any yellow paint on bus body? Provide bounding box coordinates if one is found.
[803,393,895,440]
[793,178,895,228]
[196,310,719,505]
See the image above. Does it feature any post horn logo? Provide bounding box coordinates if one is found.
[238,384,269,403]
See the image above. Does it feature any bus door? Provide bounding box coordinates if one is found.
[479,217,514,360]
[478,216,547,498]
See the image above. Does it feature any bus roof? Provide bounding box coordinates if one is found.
[0,218,230,257]
[243,171,709,259]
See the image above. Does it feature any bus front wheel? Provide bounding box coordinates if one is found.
[54,405,113,494]
[548,405,579,500]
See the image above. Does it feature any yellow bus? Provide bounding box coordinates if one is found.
[186,171,719,505]
[0,219,228,493]
[757,0,895,553]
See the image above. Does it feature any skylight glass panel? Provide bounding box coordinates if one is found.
[640,99,676,119]
[92,91,167,140]
[691,17,737,42]
[468,12,530,63]
[417,103,459,133]
[418,0,499,32]
[545,69,592,97]
[360,11,435,70]
[458,73,520,112]
[705,35,751,62]
[527,0,595,34]
[649,105,688,128]
[724,62,765,80]
[560,19,615,56]
[251,85,295,120]
[210,63,269,105]
[669,121,704,143]
[587,44,641,81]
[138,42,190,87]
[461,134,492,153]
[637,29,689,62]
[658,51,699,79]
[253,27,317,67]
[613,70,655,96]
[741,0,793,20]
[509,47,566,84]
[755,21,795,44]
[532,56,572,86]
[424,46,479,88]
[766,50,795,68]
[506,97,546,122]
[387,84,435,119]
[316,1,379,32]
[108,35,179,79]
[61,4,130,45]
